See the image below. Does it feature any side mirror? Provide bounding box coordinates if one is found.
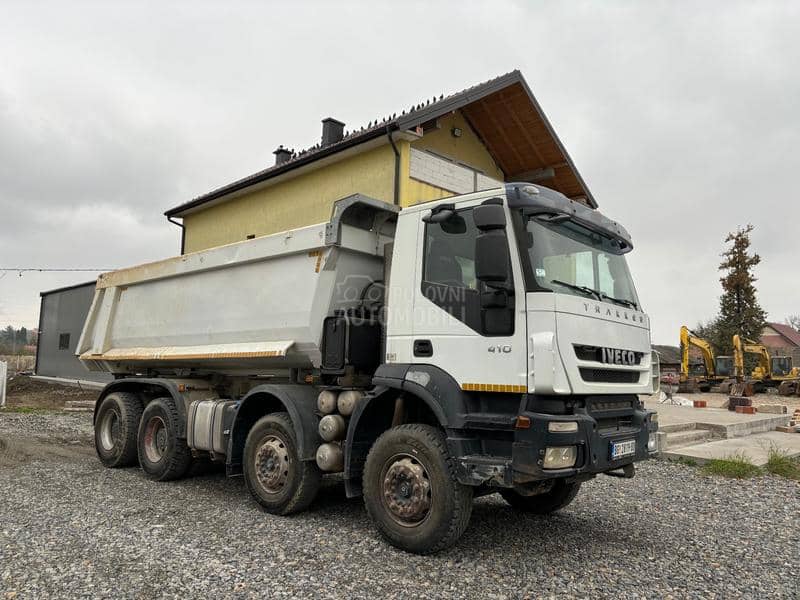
[475,229,510,283]
[423,203,466,234]
[473,204,506,231]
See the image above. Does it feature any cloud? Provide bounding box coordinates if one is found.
[1,1,798,345]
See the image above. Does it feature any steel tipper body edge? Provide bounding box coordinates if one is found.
[81,185,658,555]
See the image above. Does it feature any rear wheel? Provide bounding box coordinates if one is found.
[243,413,322,515]
[94,392,143,468]
[137,397,192,481]
[500,480,581,514]
[363,424,473,554]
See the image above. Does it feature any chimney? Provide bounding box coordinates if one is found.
[273,145,292,165]
[321,117,345,146]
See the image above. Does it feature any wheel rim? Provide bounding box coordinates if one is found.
[99,409,120,451]
[143,416,168,463]
[381,454,432,527]
[254,435,290,494]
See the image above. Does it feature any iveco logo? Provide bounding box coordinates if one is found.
[601,347,637,366]
[583,303,645,324]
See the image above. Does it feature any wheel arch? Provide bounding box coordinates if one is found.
[343,381,452,499]
[227,384,320,476]
[95,378,188,437]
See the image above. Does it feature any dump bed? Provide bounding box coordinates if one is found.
[77,195,397,375]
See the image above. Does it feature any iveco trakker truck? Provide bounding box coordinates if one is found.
[78,183,659,554]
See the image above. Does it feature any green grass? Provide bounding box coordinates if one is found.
[701,452,762,479]
[675,456,698,467]
[765,447,800,481]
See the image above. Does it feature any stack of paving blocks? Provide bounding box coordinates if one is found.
[775,408,800,433]
[727,396,752,412]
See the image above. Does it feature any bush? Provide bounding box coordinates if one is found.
[765,447,800,481]
[702,452,761,479]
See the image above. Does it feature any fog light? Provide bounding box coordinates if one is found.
[548,421,578,433]
[648,433,658,452]
[543,446,577,469]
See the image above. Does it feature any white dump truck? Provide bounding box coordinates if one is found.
[78,183,659,554]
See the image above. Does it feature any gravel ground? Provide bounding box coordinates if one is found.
[1,412,798,599]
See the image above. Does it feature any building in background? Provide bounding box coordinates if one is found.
[35,282,112,387]
[166,70,595,253]
[760,322,800,364]
[652,345,681,376]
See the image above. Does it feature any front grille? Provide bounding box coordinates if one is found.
[580,368,640,384]
[596,417,634,431]
[574,345,643,365]
[591,398,635,412]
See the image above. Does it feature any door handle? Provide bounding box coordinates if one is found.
[413,339,433,357]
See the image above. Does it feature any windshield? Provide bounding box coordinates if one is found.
[522,215,640,308]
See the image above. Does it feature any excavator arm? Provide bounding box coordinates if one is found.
[733,334,772,380]
[680,325,716,380]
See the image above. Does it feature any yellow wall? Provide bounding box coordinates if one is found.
[181,110,505,252]
[410,111,504,182]
[183,144,396,252]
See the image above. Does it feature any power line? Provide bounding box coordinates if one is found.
[0,268,112,272]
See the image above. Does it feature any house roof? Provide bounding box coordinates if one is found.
[165,70,596,218]
[763,322,800,348]
[653,344,682,365]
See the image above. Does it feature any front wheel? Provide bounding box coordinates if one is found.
[363,424,473,555]
[500,480,581,514]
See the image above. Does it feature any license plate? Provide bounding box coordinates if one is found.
[611,439,636,459]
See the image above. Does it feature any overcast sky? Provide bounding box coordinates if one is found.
[1,1,798,345]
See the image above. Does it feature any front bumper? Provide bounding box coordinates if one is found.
[511,408,657,483]
[454,403,658,487]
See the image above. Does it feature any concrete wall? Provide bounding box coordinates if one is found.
[36,283,112,384]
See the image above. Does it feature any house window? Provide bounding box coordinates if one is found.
[58,333,70,350]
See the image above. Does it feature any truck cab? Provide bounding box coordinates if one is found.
[372,183,657,487]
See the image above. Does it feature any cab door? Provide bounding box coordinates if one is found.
[410,197,528,393]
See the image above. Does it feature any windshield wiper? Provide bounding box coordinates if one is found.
[599,293,639,310]
[549,279,601,301]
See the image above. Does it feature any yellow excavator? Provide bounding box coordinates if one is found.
[732,334,800,393]
[679,326,734,392]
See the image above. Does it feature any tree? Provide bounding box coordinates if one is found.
[709,225,767,355]
[786,315,800,332]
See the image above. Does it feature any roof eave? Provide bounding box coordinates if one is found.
[165,125,396,218]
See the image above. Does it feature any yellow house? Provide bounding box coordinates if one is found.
[166,70,596,254]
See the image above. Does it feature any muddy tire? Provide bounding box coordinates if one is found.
[243,413,322,515]
[500,481,581,514]
[137,397,192,481]
[94,392,143,468]
[363,424,473,555]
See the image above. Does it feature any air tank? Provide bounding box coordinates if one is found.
[316,442,344,472]
[318,414,347,441]
[317,390,338,415]
[337,390,364,416]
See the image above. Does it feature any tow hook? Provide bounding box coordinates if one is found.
[604,463,635,479]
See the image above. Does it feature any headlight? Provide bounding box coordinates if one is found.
[543,446,577,469]
[548,421,579,433]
